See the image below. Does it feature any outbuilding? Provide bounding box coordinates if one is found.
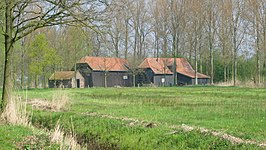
[48,71,85,88]
[138,58,210,86]
[76,56,132,87]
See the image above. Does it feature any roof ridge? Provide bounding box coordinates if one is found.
[147,58,151,68]
[79,56,129,72]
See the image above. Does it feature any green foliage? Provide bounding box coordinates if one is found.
[17,87,266,149]
[213,55,225,82]
[211,51,259,83]
[28,33,61,82]
[238,56,256,81]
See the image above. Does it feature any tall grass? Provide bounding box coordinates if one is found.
[50,119,82,150]
[216,80,266,88]
[28,89,70,111]
[1,89,82,149]
[1,95,30,126]
[52,90,70,111]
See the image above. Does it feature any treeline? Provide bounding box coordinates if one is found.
[0,0,265,88]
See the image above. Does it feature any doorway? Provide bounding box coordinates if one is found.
[76,79,80,88]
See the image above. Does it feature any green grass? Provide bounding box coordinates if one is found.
[18,86,266,149]
[0,124,58,149]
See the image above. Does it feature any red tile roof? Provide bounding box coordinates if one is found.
[138,58,173,75]
[49,71,75,80]
[79,56,129,72]
[139,58,210,78]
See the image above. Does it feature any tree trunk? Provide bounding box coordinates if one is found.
[227,65,230,82]
[209,28,214,85]
[199,52,203,73]
[195,38,198,85]
[74,63,77,88]
[224,65,227,82]
[104,72,107,88]
[20,39,25,89]
[256,43,261,84]
[133,73,136,87]
[233,26,237,86]
[256,20,261,84]
[172,33,177,85]
[125,19,129,59]
[195,51,198,85]
[156,32,159,59]
[115,37,119,57]
[231,60,234,82]
[1,0,14,113]
[1,47,13,113]
[163,36,168,57]
[35,75,38,88]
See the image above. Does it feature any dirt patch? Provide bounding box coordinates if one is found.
[170,125,265,147]
[84,112,159,128]
[28,99,56,111]
[84,112,266,148]
[27,98,68,112]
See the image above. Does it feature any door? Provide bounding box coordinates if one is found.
[87,73,93,87]
[76,79,80,88]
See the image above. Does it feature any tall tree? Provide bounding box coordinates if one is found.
[28,33,60,88]
[170,0,186,85]
[247,0,265,84]
[217,0,233,82]
[205,0,218,85]
[230,0,246,86]
[1,0,103,113]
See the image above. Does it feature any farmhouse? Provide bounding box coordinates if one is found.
[138,58,210,86]
[48,71,85,88]
[76,56,132,87]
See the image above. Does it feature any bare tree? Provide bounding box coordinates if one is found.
[152,0,170,57]
[185,0,205,85]
[205,0,218,85]
[229,0,247,86]
[170,0,186,85]
[217,0,233,82]
[247,0,265,84]
[1,0,104,113]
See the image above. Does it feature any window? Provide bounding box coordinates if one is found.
[161,78,165,83]
[123,75,128,80]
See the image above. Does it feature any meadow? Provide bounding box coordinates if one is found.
[10,86,266,149]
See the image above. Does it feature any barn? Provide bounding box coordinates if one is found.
[48,71,85,88]
[137,58,174,86]
[76,56,132,87]
[138,58,210,86]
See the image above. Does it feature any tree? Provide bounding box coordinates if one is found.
[105,0,124,58]
[28,33,60,88]
[206,0,217,85]
[1,0,103,113]
[152,0,170,57]
[230,0,247,86]
[170,0,186,85]
[217,0,233,82]
[247,0,265,84]
[187,0,205,85]
[130,0,151,60]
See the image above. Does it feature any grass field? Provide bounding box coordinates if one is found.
[14,86,266,149]
[0,124,59,149]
